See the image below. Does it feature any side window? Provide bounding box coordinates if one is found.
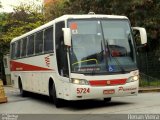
[11,43,16,59]
[35,31,43,54]
[56,21,69,77]
[21,37,27,57]
[44,26,53,52]
[27,35,35,56]
[16,40,21,58]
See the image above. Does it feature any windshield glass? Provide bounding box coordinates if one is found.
[68,19,137,74]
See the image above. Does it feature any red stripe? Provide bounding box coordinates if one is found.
[89,79,127,86]
[45,57,49,59]
[45,61,50,62]
[89,80,106,86]
[45,60,50,63]
[10,61,53,71]
[45,59,50,61]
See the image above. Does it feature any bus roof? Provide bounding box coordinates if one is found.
[11,14,128,43]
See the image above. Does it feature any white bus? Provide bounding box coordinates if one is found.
[10,13,147,107]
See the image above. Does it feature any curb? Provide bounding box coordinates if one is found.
[139,88,160,93]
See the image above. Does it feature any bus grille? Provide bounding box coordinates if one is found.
[89,79,127,86]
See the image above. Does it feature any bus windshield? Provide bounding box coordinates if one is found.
[68,19,137,75]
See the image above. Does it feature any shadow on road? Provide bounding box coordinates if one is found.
[24,92,51,103]
[67,100,133,110]
[23,92,134,110]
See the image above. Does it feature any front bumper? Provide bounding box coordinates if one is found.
[65,81,138,100]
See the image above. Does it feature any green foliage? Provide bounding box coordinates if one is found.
[0,1,45,54]
[0,1,2,8]
[44,0,68,21]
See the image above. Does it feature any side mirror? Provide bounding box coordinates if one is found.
[132,27,147,45]
[62,28,71,47]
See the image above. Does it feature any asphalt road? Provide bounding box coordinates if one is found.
[0,87,160,120]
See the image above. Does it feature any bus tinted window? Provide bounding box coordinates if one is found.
[16,40,21,58]
[21,38,27,57]
[11,42,16,59]
[44,27,53,52]
[27,35,34,55]
[35,31,43,54]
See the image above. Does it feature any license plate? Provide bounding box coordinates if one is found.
[103,89,115,94]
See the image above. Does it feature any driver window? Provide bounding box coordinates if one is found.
[55,21,69,77]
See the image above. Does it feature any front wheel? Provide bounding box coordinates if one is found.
[19,80,27,97]
[49,83,62,108]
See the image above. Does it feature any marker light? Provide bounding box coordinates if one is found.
[133,75,139,81]
[73,79,80,84]
[127,75,139,83]
[71,78,89,85]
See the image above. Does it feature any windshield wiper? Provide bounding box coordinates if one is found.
[104,39,126,74]
[98,20,126,73]
[112,56,126,73]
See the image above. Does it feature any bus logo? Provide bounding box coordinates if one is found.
[118,86,137,92]
[45,55,50,67]
[106,81,111,85]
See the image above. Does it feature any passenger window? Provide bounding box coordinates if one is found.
[11,42,16,59]
[27,35,35,55]
[21,38,27,57]
[35,31,43,54]
[44,26,53,52]
[16,40,21,58]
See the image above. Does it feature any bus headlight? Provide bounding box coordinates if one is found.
[127,75,139,83]
[71,78,89,85]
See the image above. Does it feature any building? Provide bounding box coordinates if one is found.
[3,54,11,85]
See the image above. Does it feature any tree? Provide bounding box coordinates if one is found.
[44,0,67,21]
[0,1,2,8]
[0,1,45,54]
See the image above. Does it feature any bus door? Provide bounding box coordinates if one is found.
[55,21,70,96]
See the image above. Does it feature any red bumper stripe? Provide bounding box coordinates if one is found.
[89,79,127,86]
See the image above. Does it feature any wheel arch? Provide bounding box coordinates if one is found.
[18,76,22,89]
[48,76,56,95]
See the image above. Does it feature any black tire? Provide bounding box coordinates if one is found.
[19,80,27,97]
[104,97,111,102]
[49,82,62,108]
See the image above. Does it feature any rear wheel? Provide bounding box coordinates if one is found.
[49,82,62,108]
[104,97,111,102]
